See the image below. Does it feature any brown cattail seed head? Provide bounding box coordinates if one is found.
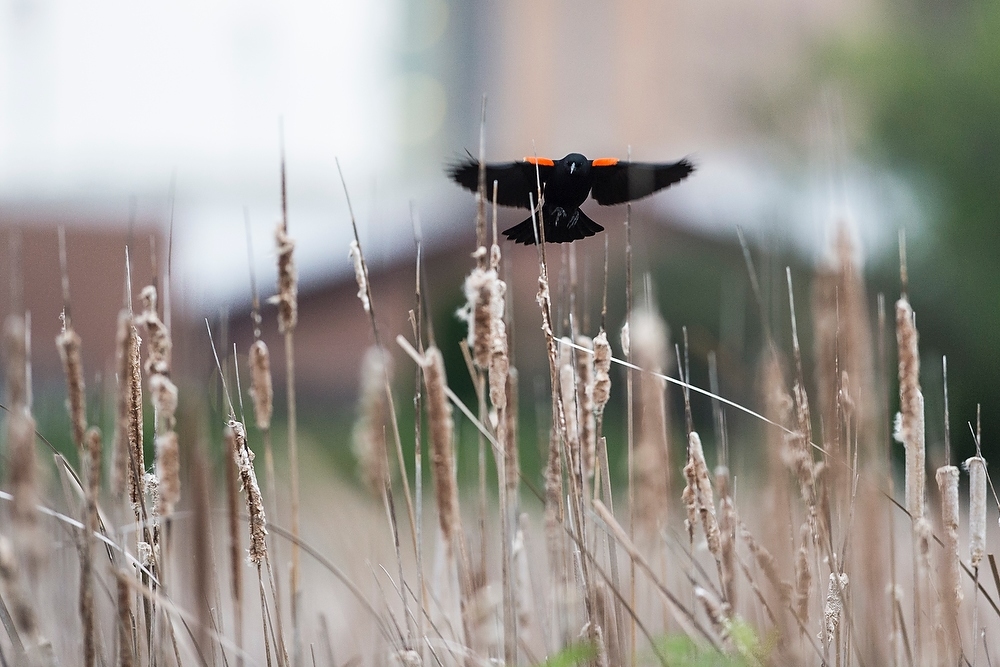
[56,327,87,451]
[113,310,144,503]
[823,573,849,645]
[229,421,268,564]
[248,339,274,430]
[423,346,459,548]
[274,222,298,332]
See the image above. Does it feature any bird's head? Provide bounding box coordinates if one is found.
[560,153,590,179]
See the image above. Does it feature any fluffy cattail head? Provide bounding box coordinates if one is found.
[138,285,172,376]
[592,331,612,413]
[248,339,274,430]
[965,456,987,567]
[575,335,596,478]
[349,240,370,313]
[155,432,180,517]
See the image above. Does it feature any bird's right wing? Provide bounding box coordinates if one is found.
[447,157,552,209]
[590,158,695,205]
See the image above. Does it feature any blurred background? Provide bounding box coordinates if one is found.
[1,0,995,479]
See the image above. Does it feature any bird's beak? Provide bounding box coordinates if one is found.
[569,163,576,174]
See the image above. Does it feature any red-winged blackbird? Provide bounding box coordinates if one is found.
[448,153,695,244]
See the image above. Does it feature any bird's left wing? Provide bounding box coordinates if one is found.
[589,158,695,206]
[447,157,552,209]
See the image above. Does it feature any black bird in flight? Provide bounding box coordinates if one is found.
[448,153,695,244]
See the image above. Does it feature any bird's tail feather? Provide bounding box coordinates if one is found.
[502,210,604,245]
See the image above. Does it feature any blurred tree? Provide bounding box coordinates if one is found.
[833,0,1000,458]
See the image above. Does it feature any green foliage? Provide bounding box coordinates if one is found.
[827,0,1000,457]
[534,643,597,667]
[654,618,771,667]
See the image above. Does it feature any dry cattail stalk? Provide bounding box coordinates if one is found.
[349,239,370,313]
[56,325,87,451]
[794,522,812,623]
[274,221,298,332]
[935,464,961,663]
[352,346,392,497]
[4,314,27,406]
[229,420,268,565]
[894,297,925,519]
[249,339,274,430]
[6,407,38,549]
[822,573,849,648]
[503,368,519,494]
[575,335,597,478]
[592,330,612,414]
[631,307,671,528]
[966,455,987,568]
[512,520,535,650]
[154,431,180,516]
[422,346,460,549]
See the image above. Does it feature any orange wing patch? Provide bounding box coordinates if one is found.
[591,157,619,167]
[524,156,555,167]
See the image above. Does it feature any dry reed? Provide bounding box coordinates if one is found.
[894,297,925,520]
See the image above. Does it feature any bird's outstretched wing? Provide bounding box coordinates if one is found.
[447,157,552,209]
[589,158,695,206]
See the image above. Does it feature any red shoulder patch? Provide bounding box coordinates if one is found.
[591,158,619,167]
[524,156,555,167]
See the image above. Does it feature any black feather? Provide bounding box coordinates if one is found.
[590,159,695,206]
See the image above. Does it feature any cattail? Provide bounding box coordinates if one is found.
[512,520,535,645]
[503,368,519,493]
[575,335,596,478]
[895,297,925,519]
[137,286,171,376]
[592,330,612,413]
[459,266,496,368]
[631,307,671,528]
[80,426,101,667]
[689,432,720,557]
[113,310,145,505]
[229,420,268,564]
[153,432,179,516]
[794,522,812,623]
[488,276,509,410]
[249,340,274,430]
[116,572,134,667]
[935,464,962,663]
[822,573,849,647]
[0,536,46,650]
[966,455,987,568]
[4,314,27,407]
[353,346,392,496]
[559,339,580,461]
[349,239,370,313]
[716,466,737,608]
[274,221,298,332]
[56,325,87,451]
[423,346,459,548]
